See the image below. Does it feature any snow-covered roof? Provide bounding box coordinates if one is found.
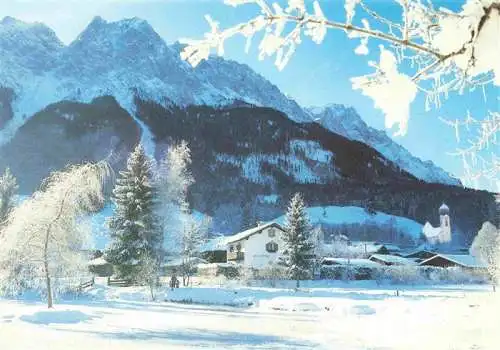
[402,248,437,258]
[369,254,417,266]
[423,222,442,238]
[348,241,386,254]
[321,258,380,268]
[334,234,349,242]
[164,257,208,267]
[199,236,229,252]
[226,222,285,244]
[380,244,401,252]
[197,262,236,269]
[87,257,109,266]
[419,254,487,268]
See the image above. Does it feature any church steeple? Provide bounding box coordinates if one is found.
[439,203,450,216]
[439,203,451,243]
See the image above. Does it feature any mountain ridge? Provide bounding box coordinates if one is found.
[0,95,494,243]
[0,15,459,187]
[306,104,461,186]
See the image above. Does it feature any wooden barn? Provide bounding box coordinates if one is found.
[419,254,486,270]
[403,249,437,262]
[369,254,417,266]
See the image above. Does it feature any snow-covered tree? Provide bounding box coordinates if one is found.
[470,221,500,291]
[0,162,110,308]
[179,216,211,286]
[181,0,500,190]
[324,234,354,259]
[106,145,162,281]
[309,225,325,278]
[135,252,161,301]
[280,193,314,288]
[157,141,194,258]
[0,168,18,228]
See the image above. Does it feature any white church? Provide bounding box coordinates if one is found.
[422,203,452,245]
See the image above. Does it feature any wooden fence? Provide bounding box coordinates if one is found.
[107,277,134,287]
[77,277,95,291]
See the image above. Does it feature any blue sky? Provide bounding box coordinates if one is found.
[1,0,498,190]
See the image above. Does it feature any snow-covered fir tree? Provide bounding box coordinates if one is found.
[156,141,193,258]
[0,162,110,308]
[280,193,314,288]
[106,145,162,281]
[0,168,18,227]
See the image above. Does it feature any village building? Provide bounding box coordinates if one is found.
[200,236,228,263]
[422,203,452,245]
[369,254,417,266]
[347,241,391,257]
[403,249,438,263]
[225,222,287,269]
[87,256,114,277]
[319,257,380,280]
[419,253,487,270]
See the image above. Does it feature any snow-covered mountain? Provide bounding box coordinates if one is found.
[0,16,458,187]
[0,16,308,147]
[307,104,461,186]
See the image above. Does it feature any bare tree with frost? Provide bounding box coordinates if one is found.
[0,162,110,308]
[470,221,500,291]
[181,0,500,190]
[180,216,211,286]
[0,168,18,228]
[136,252,161,301]
[157,141,194,259]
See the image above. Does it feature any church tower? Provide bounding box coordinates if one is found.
[438,203,451,243]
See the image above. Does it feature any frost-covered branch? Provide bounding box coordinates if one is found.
[444,111,500,189]
[181,0,500,189]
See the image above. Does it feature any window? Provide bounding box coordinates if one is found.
[268,228,276,238]
[236,243,242,252]
[229,245,234,253]
[266,241,278,253]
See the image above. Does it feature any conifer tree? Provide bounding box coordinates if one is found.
[0,168,18,227]
[106,145,162,281]
[280,193,314,289]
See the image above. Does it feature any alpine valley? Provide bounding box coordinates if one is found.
[0,16,496,244]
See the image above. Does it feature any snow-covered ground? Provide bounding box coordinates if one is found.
[0,280,497,349]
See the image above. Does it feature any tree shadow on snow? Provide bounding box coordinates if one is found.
[55,327,316,348]
[20,310,102,325]
[64,299,317,322]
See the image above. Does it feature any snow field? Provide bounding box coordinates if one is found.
[0,280,497,349]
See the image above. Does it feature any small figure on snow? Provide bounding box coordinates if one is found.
[169,272,180,290]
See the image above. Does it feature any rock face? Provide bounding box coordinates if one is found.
[307,104,461,186]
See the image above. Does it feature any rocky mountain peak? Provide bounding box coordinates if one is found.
[0,16,63,74]
[308,104,461,186]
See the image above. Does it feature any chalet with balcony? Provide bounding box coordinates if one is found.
[225,222,287,269]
